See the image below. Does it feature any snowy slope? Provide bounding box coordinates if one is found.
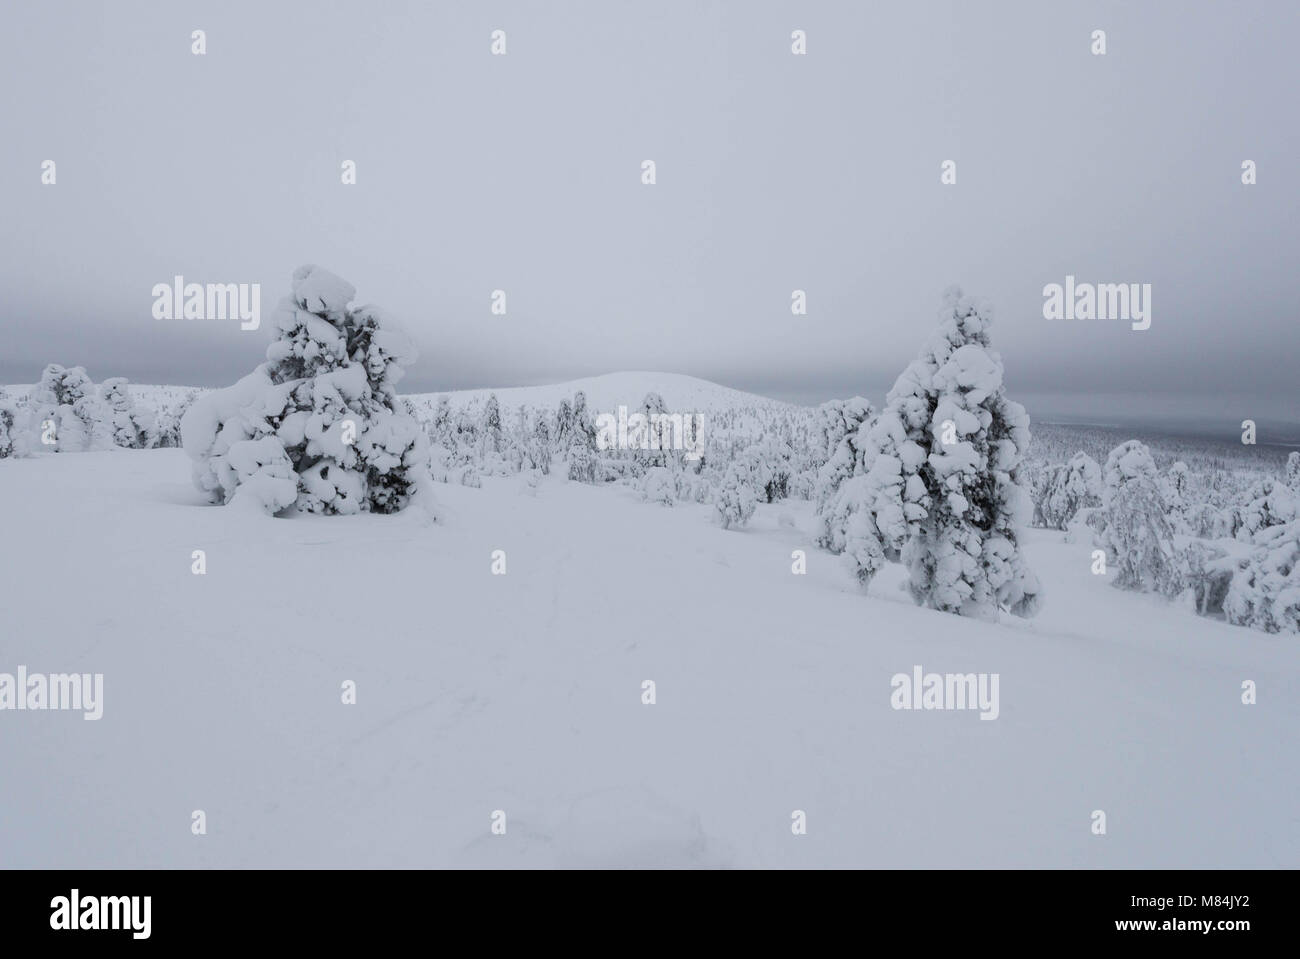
[1,449,1295,868]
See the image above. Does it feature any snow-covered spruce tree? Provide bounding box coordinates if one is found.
[481,394,503,454]
[554,397,574,452]
[1097,440,1183,595]
[714,464,757,530]
[99,378,158,449]
[811,397,874,533]
[1033,452,1102,531]
[431,395,453,446]
[182,265,430,516]
[861,287,1041,617]
[564,390,600,483]
[1287,451,1300,492]
[1165,461,1191,531]
[1223,518,1300,633]
[818,412,913,590]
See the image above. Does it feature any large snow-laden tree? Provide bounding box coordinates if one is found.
[182,265,431,516]
[1097,440,1183,596]
[865,287,1041,618]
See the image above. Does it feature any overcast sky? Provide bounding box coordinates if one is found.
[2,0,1296,429]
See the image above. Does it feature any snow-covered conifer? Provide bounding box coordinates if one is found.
[482,394,503,453]
[99,378,158,449]
[871,287,1040,617]
[714,464,757,530]
[1034,452,1102,530]
[182,265,430,516]
[1098,440,1183,595]
[1224,519,1300,633]
[1236,478,1298,543]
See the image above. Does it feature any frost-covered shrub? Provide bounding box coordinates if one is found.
[714,465,757,530]
[1098,440,1183,595]
[99,378,158,449]
[182,265,430,516]
[1032,452,1102,530]
[641,466,675,506]
[1224,519,1300,633]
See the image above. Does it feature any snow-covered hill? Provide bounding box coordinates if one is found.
[407,371,802,415]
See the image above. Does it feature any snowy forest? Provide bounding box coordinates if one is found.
[3,267,1296,635]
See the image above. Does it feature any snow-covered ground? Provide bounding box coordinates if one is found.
[2,446,1295,868]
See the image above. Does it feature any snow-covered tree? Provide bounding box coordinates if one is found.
[1224,518,1300,633]
[1033,452,1102,530]
[1288,451,1300,492]
[1097,440,1183,595]
[811,396,873,530]
[99,378,158,449]
[637,392,669,469]
[641,466,675,506]
[29,365,114,453]
[1235,478,1297,544]
[0,399,18,458]
[864,287,1040,617]
[482,394,503,453]
[155,389,201,448]
[567,443,597,484]
[431,395,453,445]
[714,464,757,530]
[554,398,574,451]
[182,265,431,516]
[1186,502,1232,540]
